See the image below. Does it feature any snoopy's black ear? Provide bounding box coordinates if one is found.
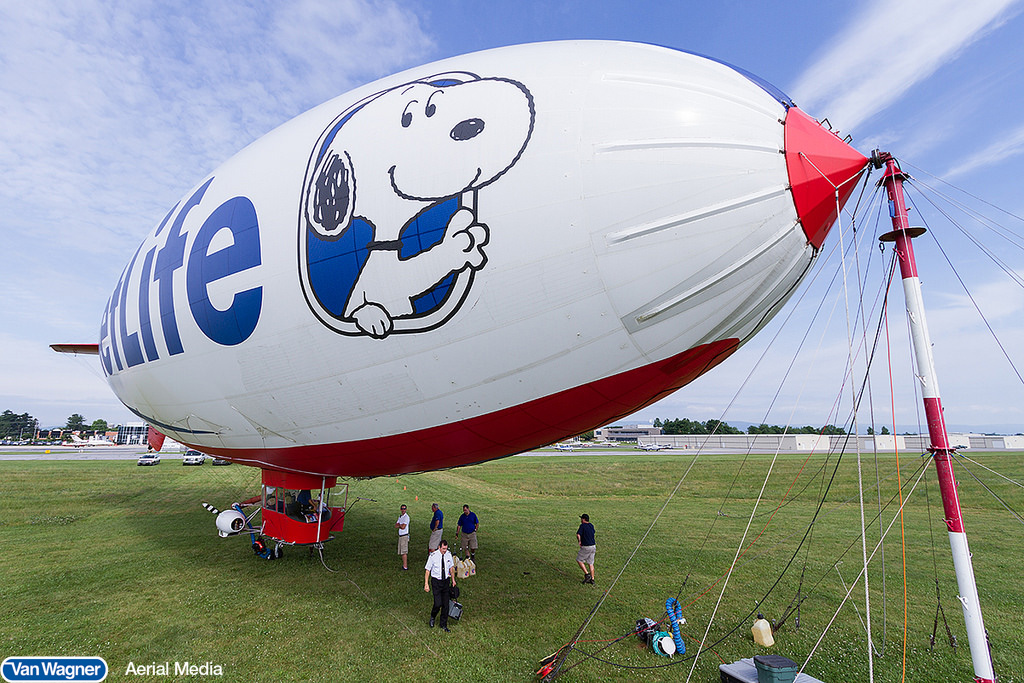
[305,149,355,240]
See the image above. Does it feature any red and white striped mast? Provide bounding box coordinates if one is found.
[874,151,995,683]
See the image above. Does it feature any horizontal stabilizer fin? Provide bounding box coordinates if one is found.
[50,343,100,355]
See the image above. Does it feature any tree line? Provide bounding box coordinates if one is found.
[652,418,744,434]
[652,417,856,436]
[0,410,110,439]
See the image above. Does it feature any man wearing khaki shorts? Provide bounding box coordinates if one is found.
[456,504,479,560]
[395,504,410,570]
[428,503,444,552]
[576,513,596,584]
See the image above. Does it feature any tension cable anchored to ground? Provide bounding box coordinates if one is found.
[545,171,916,681]
[544,156,1024,681]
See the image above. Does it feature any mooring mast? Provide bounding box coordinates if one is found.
[875,151,995,683]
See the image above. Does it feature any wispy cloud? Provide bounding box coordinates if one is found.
[0,0,434,425]
[944,122,1024,177]
[790,0,1021,133]
[0,0,434,250]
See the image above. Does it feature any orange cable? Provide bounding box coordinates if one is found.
[884,285,909,683]
[681,442,823,612]
[681,379,854,614]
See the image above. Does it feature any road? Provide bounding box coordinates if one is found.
[0,444,167,461]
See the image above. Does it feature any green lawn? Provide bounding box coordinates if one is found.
[0,451,1020,682]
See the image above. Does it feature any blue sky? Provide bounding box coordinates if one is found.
[2,0,1023,432]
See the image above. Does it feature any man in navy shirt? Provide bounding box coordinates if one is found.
[576,513,596,584]
[456,504,480,560]
[428,503,444,552]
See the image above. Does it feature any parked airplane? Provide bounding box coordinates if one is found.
[54,40,867,545]
[67,434,117,447]
[636,443,671,451]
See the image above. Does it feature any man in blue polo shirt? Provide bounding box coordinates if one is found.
[428,503,443,552]
[576,513,596,584]
[456,504,480,560]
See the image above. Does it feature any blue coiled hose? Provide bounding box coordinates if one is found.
[665,598,685,655]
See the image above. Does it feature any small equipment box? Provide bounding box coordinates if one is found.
[720,657,825,683]
[753,655,799,683]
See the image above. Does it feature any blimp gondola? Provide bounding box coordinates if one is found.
[58,41,868,514]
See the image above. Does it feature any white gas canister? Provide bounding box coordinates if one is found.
[752,613,775,647]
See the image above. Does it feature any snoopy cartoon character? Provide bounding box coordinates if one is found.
[299,72,535,338]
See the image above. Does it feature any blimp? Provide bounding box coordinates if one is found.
[58,41,867,493]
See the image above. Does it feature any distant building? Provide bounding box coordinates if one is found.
[117,422,148,445]
[638,432,1024,452]
[646,433,831,452]
[594,424,662,442]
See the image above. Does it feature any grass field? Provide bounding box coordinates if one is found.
[0,450,1021,682]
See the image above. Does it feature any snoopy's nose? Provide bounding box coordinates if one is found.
[450,118,485,141]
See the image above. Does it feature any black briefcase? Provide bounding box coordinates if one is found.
[448,600,463,620]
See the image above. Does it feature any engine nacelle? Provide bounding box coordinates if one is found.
[215,509,247,538]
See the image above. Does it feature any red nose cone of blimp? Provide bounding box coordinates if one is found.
[784,107,869,250]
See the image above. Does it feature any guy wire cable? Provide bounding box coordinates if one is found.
[922,451,957,652]
[559,442,932,676]
[954,457,1024,526]
[548,169,896,679]
[688,181,873,682]
[906,191,1024,388]
[909,174,1024,287]
[675,221,865,626]
[775,457,931,635]
[955,453,1024,488]
[902,160,1024,243]
[799,460,934,678]
[882,272,910,681]
[556,197,865,668]
[565,452,932,677]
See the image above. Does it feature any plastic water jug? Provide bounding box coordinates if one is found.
[752,613,775,647]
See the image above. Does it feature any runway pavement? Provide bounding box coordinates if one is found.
[0,444,791,462]
[0,444,169,460]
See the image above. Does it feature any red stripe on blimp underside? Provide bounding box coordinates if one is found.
[198,338,740,477]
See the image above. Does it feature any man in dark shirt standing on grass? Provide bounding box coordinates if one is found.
[457,504,479,560]
[576,513,596,584]
[428,503,444,552]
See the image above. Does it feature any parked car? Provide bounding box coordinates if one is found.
[211,457,231,466]
[182,449,206,466]
[137,453,161,466]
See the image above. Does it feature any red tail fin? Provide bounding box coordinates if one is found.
[147,426,166,452]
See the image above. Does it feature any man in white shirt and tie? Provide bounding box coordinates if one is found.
[424,538,456,631]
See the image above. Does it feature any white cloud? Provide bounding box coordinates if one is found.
[928,278,1024,325]
[0,0,435,249]
[0,332,131,427]
[0,0,434,426]
[790,0,1021,133]
[636,249,1024,432]
[944,122,1024,178]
